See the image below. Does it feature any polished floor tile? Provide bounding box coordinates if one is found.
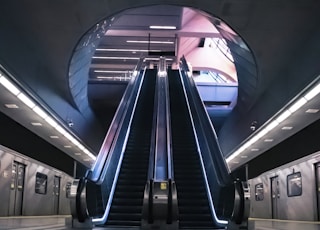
[0,216,320,230]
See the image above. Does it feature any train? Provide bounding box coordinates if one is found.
[0,144,74,216]
[248,150,320,221]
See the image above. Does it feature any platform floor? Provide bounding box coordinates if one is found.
[0,216,320,230]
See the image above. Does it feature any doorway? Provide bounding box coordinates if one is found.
[53,175,61,214]
[9,161,26,215]
[270,176,279,219]
[315,163,320,220]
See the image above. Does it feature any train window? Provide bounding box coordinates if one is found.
[255,183,264,201]
[35,172,48,195]
[287,172,302,197]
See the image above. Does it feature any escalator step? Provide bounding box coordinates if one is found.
[104,69,156,227]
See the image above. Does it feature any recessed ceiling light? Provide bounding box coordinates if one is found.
[241,155,248,158]
[83,158,91,161]
[50,135,59,139]
[5,104,19,109]
[264,139,274,142]
[306,109,319,113]
[31,122,42,126]
[64,145,72,148]
[74,152,82,155]
[282,126,293,130]
[250,148,260,152]
[233,161,239,164]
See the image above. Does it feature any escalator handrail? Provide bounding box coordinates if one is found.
[175,68,228,226]
[92,68,148,225]
[179,56,231,184]
[153,59,173,180]
[88,61,145,183]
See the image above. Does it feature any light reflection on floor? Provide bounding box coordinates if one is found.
[0,216,320,230]
[249,218,320,230]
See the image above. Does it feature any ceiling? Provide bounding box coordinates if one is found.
[0,1,320,178]
[85,5,237,130]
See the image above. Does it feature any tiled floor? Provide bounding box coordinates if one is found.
[0,216,319,230]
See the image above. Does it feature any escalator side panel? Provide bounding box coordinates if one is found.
[102,69,157,227]
[168,70,218,229]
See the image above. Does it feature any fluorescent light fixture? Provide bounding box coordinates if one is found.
[241,155,248,158]
[33,106,48,119]
[70,137,81,146]
[256,128,269,139]
[149,25,176,29]
[5,104,19,109]
[17,93,36,108]
[288,97,307,113]
[126,40,174,44]
[304,82,320,100]
[276,110,291,123]
[264,139,274,142]
[265,120,279,131]
[45,116,58,128]
[0,76,20,95]
[83,158,91,162]
[96,76,127,80]
[94,70,130,73]
[1,67,97,161]
[55,124,67,135]
[44,116,58,128]
[145,57,173,61]
[77,144,85,150]
[64,145,72,148]
[96,48,161,52]
[227,79,320,167]
[250,149,260,152]
[63,132,73,141]
[31,122,43,126]
[83,148,90,155]
[247,135,261,145]
[83,148,96,160]
[92,56,140,60]
[306,109,319,113]
[74,152,82,155]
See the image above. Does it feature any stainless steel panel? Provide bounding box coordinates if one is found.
[53,176,60,214]
[316,163,320,221]
[249,151,320,221]
[270,176,279,219]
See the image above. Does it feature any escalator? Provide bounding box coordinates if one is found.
[72,64,248,229]
[168,69,218,229]
[100,69,157,227]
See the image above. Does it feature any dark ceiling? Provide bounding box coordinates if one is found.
[0,1,320,178]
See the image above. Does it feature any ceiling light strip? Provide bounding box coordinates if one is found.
[0,67,96,161]
[149,25,177,30]
[96,48,161,52]
[92,56,140,60]
[226,78,320,164]
[126,40,174,44]
[94,70,132,73]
